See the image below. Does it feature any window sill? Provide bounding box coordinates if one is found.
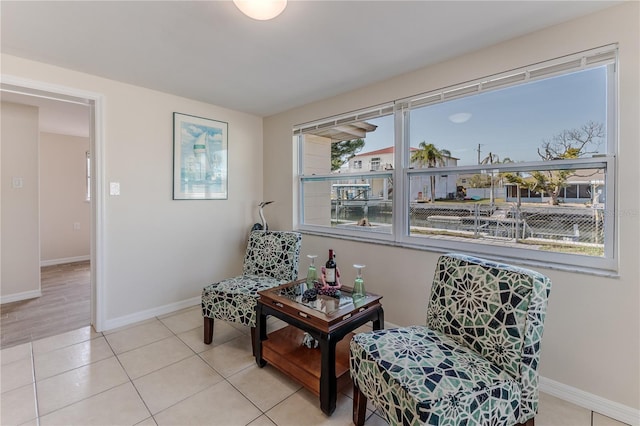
[297,228,619,278]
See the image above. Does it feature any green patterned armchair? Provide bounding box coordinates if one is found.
[349,253,552,426]
[201,230,302,346]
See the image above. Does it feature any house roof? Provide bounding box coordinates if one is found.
[353,146,418,158]
[305,121,378,142]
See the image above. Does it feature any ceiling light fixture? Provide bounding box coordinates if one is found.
[233,0,287,21]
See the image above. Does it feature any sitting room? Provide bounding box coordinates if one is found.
[1,1,638,425]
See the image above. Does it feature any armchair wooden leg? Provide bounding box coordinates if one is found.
[515,419,534,426]
[353,383,367,426]
[204,317,214,344]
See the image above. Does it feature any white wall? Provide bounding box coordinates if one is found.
[1,55,265,326]
[0,102,41,302]
[264,2,639,417]
[39,132,91,264]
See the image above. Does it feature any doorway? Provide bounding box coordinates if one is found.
[0,80,103,346]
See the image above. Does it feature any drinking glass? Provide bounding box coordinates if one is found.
[306,255,318,287]
[352,264,366,304]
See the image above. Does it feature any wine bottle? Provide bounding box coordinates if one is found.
[325,249,337,286]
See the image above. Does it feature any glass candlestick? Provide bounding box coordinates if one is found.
[352,264,366,304]
[306,255,318,287]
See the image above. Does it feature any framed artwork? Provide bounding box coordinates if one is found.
[173,112,228,200]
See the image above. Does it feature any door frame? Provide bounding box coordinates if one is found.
[2,75,106,331]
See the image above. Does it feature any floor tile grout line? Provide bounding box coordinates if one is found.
[108,314,228,423]
[33,327,139,420]
[31,330,104,356]
[31,335,114,383]
[34,328,124,420]
[224,365,271,419]
[142,316,255,423]
[29,341,42,425]
[101,328,155,422]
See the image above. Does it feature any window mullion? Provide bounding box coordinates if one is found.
[394,104,408,242]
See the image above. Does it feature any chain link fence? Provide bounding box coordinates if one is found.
[409,202,605,256]
[328,199,605,256]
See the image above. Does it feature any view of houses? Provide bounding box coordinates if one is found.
[300,123,607,255]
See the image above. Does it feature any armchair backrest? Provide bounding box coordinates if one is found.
[426,253,551,419]
[243,230,302,282]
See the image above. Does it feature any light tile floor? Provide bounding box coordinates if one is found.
[0,306,630,426]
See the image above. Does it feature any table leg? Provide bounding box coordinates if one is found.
[372,306,384,331]
[255,303,267,368]
[319,334,338,415]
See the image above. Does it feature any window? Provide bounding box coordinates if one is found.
[296,46,617,272]
[370,157,381,171]
[296,107,395,237]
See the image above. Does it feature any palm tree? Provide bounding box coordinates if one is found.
[410,142,451,203]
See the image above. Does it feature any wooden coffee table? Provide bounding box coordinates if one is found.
[255,280,383,415]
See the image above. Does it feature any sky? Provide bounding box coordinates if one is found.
[358,66,608,166]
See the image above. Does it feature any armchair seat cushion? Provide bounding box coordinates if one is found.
[202,275,285,328]
[351,325,521,425]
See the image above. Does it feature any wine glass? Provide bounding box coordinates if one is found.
[306,255,318,287]
[352,264,366,304]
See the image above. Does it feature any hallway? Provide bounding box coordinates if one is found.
[0,261,90,348]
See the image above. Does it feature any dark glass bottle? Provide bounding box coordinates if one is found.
[325,249,337,286]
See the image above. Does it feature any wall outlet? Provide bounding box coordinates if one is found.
[73,222,81,231]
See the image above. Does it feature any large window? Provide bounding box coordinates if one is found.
[296,46,617,272]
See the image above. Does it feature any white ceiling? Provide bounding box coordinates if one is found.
[1,0,620,136]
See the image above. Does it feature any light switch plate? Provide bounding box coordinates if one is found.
[12,177,23,189]
[110,182,120,196]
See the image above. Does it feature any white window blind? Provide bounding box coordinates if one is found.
[405,45,616,109]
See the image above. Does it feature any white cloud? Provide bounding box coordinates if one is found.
[449,112,472,123]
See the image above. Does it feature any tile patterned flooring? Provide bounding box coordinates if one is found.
[0,305,629,426]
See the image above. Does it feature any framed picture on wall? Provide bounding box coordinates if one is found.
[173,112,228,200]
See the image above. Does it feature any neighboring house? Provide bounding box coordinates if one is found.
[339,146,460,201]
[344,146,401,172]
[504,172,606,205]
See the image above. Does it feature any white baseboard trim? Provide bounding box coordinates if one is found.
[1,289,42,304]
[41,255,90,267]
[539,377,639,425]
[102,296,200,332]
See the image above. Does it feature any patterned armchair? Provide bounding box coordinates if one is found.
[349,253,552,426]
[201,230,302,346]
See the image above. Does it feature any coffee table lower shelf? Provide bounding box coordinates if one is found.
[261,325,353,396]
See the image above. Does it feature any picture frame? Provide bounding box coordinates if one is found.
[173,112,228,200]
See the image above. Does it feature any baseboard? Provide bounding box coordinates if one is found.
[102,296,201,331]
[40,255,90,267]
[539,376,639,425]
[0,289,42,304]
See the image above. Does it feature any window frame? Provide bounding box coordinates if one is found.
[86,150,91,202]
[295,45,618,274]
[399,157,615,271]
